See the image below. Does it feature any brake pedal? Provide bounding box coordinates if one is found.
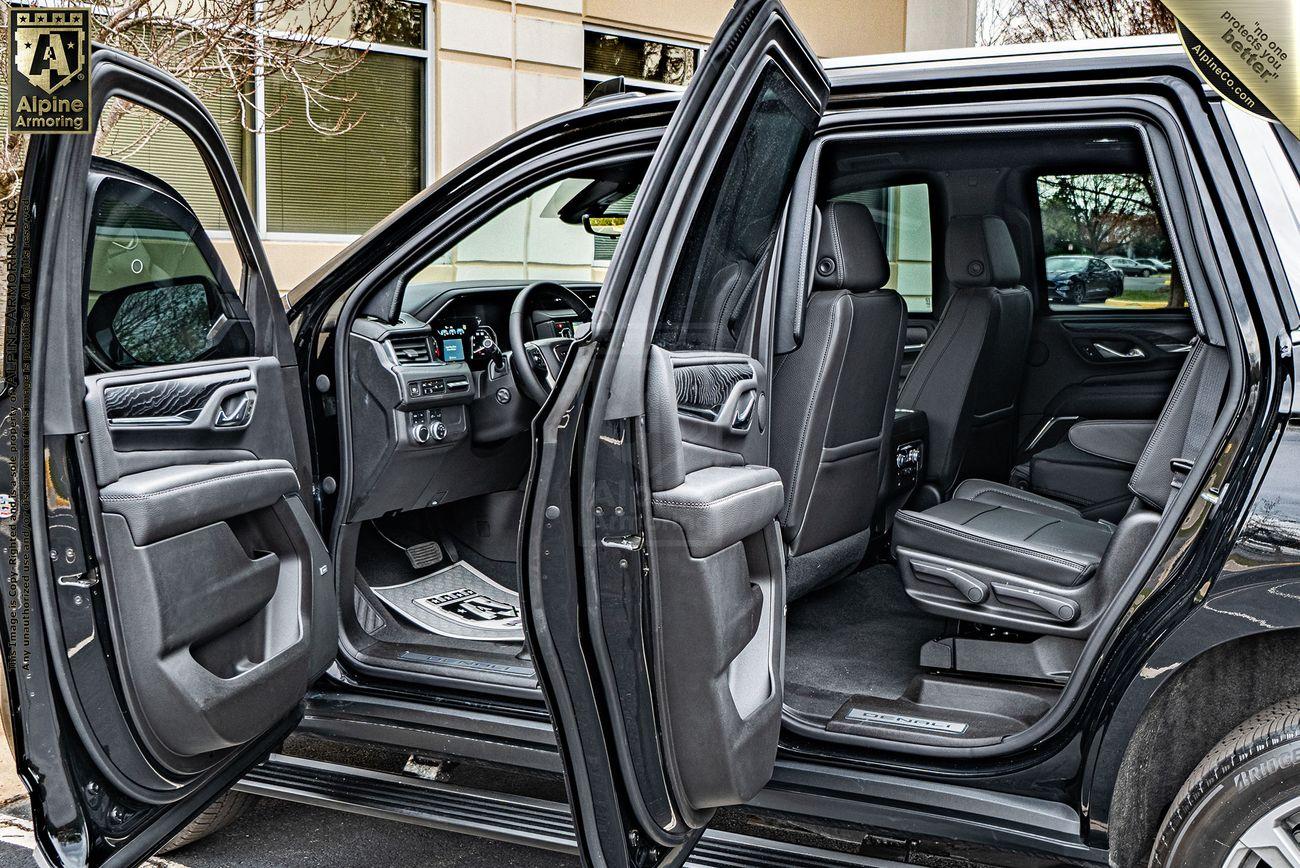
[405,540,444,571]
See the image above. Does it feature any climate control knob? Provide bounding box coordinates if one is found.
[410,422,431,445]
[430,421,448,442]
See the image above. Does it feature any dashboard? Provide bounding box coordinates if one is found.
[417,282,600,370]
[343,280,600,522]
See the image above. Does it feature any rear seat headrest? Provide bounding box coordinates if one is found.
[946,215,1021,289]
[813,201,890,293]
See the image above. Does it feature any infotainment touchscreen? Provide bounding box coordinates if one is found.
[433,320,471,363]
[441,337,466,362]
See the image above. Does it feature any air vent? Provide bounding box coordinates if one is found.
[389,336,432,365]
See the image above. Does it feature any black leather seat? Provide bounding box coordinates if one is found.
[898,215,1033,504]
[664,218,771,352]
[893,339,1228,637]
[1020,419,1157,522]
[772,201,907,599]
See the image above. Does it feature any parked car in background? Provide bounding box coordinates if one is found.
[1136,257,1171,273]
[1105,255,1154,276]
[1046,254,1124,304]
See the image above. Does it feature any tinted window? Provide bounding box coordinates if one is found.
[1038,172,1186,311]
[85,179,251,370]
[655,67,818,350]
[87,99,252,371]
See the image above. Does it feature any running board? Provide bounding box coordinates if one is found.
[236,754,901,867]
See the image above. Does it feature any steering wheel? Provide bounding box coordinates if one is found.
[508,281,592,404]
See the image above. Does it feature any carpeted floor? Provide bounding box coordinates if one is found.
[784,563,950,721]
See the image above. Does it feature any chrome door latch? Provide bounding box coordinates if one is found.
[601,533,644,552]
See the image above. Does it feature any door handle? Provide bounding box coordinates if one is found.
[1155,342,1192,354]
[1093,342,1146,360]
[731,390,757,431]
[214,388,256,428]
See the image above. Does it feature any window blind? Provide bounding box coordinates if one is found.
[95,86,247,230]
[264,49,423,234]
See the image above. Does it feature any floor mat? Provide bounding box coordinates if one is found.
[784,563,950,722]
[371,561,523,642]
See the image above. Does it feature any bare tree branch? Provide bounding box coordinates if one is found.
[980,0,1175,46]
[1,0,390,338]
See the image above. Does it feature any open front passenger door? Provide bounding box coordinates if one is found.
[1,50,334,866]
[521,2,829,865]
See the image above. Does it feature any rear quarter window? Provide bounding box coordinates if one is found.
[1038,172,1187,313]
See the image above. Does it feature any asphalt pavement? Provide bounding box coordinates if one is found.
[0,747,576,867]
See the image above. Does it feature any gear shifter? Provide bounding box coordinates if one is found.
[480,335,508,378]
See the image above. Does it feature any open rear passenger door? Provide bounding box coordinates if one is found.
[1,50,334,865]
[521,2,828,864]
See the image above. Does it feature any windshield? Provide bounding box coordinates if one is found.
[409,175,639,287]
[1047,257,1089,270]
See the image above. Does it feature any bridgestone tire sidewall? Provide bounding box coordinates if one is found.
[1159,740,1300,867]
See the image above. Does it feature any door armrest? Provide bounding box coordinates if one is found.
[651,465,783,558]
[100,458,300,545]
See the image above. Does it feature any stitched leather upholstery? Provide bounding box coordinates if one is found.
[951,478,1086,521]
[651,465,784,558]
[898,215,1033,496]
[893,339,1229,637]
[100,458,299,546]
[772,202,906,598]
[895,498,1113,588]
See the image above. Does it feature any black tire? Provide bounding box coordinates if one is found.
[158,790,255,854]
[1070,281,1085,306]
[1141,268,1153,278]
[1151,698,1300,867]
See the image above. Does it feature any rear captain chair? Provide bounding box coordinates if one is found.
[772,202,908,600]
[897,215,1034,506]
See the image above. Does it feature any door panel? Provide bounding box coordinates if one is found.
[1016,312,1192,519]
[521,2,828,865]
[1019,313,1195,451]
[646,350,785,810]
[2,49,332,865]
[85,358,332,770]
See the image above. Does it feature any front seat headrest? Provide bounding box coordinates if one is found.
[945,215,1021,288]
[813,201,890,293]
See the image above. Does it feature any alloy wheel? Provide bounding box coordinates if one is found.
[1223,796,1300,868]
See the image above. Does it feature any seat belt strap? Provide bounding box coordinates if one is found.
[1172,344,1228,490]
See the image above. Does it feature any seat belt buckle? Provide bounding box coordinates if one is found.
[1169,457,1194,490]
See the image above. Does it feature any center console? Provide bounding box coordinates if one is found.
[396,370,472,450]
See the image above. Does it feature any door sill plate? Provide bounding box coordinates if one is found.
[843,708,969,734]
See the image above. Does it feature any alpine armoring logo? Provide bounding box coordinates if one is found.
[8,7,91,135]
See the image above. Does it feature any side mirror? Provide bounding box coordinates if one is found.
[86,275,252,369]
[583,214,627,238]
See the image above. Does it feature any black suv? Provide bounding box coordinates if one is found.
[4,4,1300,867]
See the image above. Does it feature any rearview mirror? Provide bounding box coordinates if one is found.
[583,214,626,238]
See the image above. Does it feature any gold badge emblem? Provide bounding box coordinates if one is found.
[8,7,92,134]
[1163,1,1296,135]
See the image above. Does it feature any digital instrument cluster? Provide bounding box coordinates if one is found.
[431,317,499,366]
